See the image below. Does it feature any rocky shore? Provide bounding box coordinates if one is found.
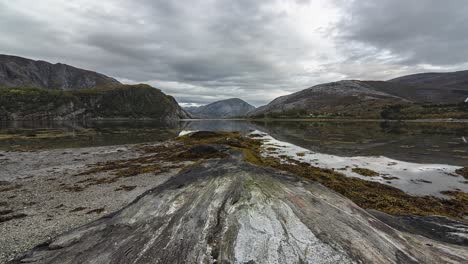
[0,143,191,263]
[1,131,467,263]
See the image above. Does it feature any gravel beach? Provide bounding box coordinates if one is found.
[0,143,188,263]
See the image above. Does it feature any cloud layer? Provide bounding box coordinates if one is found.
[1,0,467,106]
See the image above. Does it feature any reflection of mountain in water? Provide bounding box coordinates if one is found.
[2,120,468,166]
[180,120,257,133]
[183,120,468,166]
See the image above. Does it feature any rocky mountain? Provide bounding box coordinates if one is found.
[0,84,191,121]
[390,69,468,89]
[386,70,468,103]
[250,72,468,119]
[186,98,255,118]
[0,54,121,90]
[249,80,408,118]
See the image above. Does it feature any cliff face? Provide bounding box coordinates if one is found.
[0,85,190,121]
[187,98,255,118]
[0,55,121,90]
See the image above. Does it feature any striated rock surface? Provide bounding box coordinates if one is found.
[10,157,468,264]
[187,98,255,118]
[0,55,120,90]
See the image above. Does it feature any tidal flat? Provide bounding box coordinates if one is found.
[1,121,468,263]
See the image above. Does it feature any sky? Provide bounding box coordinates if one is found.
[1,0,468,106]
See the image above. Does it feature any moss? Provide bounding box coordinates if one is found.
[63,131,468,222]
[352,168,380,177]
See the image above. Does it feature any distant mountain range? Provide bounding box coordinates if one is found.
[2,54,468,120]
[0,55,189,121]
[185,98,255,118]
[250,71,468,119]
[0,55,121,90]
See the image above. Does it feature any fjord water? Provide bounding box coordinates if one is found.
[1,120,468,166]
[1,120,467,196]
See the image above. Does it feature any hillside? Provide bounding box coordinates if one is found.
[0,54,121,90]
[249,80,408,118]
[0,84,190,121]
[390,70,468,89]
[386,70,468,103]
[186,98,255,118]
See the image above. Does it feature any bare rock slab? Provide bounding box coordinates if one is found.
[10,159,468,264]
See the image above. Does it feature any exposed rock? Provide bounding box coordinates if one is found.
[186,98,255,118]
[0,54,120,90]
[369,209,468,247]
[249,80,407,118]
[10,158,468,264]
[0,85,190,121]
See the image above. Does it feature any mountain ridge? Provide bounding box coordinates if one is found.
[186,98,255,118]
[0,54,121,90]
[250,69,468,119]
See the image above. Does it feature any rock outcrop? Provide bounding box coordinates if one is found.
[0,55,121,90]
[0,84,190,121]
[10,156,468,263]
[186,98,255,118]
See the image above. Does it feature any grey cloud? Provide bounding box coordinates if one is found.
[1,0,468,106]
[337,0,468,66]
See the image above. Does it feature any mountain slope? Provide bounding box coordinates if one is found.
[250,80,408,118]
[0,54,121,90]
[389,70,468,89]
[187,98,255,118]
[386,70,468,103]
[0,84,190,121]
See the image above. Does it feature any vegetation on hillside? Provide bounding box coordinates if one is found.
[0,85,187,121]
[250,102,468,120]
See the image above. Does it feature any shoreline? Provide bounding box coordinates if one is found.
[1,131,467,263]
[0,142,190,263]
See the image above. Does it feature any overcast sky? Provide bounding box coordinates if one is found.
[1,0,467,106]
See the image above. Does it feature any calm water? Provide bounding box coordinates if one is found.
[1,119,468,166]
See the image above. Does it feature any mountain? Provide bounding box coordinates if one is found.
[0,84,191,121]
[186,98,255,118]
[387,70,468,103]
[0,54,121,90]
[389,70,468,89]
[249,80,408,118]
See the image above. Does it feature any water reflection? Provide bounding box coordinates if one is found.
[1,119,468,166]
